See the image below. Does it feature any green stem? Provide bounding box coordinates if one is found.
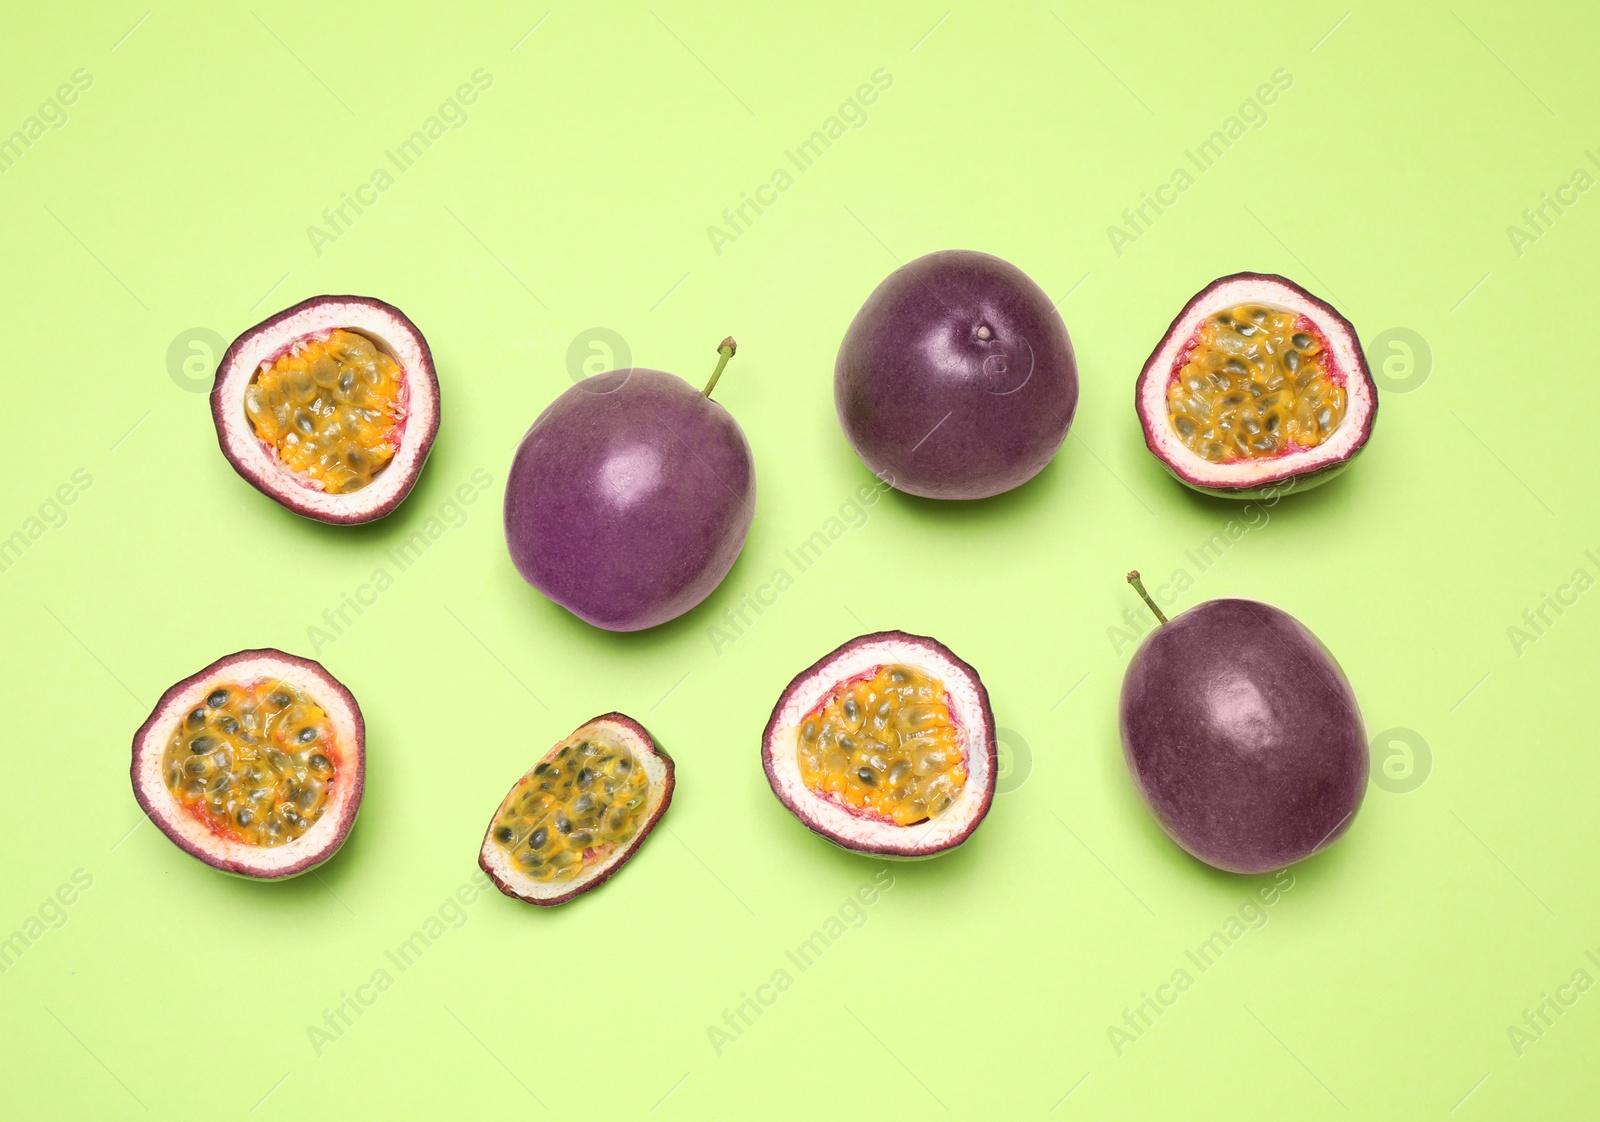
[703,337,737,398]
[1126,570,1167,626]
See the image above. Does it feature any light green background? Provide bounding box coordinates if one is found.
[2,2,1596,1118]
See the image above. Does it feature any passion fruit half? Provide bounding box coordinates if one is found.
[762,631,997,858]
[479,714,674,906]
[131,649,365,879]
[212,295,440,524]
[1136,273,1376,498]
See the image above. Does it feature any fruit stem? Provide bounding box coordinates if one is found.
[1126,570,1167,625]
[703,337,737,398]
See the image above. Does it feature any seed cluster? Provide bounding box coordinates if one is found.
[798,664,967,827]
[1166,304,1346,463]
[491,739,652,882]
[245,329,404,493]
[161,680,335,847]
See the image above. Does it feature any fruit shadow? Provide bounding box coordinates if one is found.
[759,798,992,888]
[865,447,1073,530]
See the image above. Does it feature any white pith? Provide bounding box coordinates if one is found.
[133,654,361,877]
[1140,275,1373,488]
[767,636,993,855]
[479,717,670,903]
[216,299,436,519]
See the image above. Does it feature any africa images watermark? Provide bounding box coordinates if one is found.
[707,476,894,655]
[1505,148,1600,258]
[1107,68,1294,256]
[1107,869,1296,1056]
[306,468,493,655]
[0,869,94,976]
[307,68,494,257]
[1506,946,1600,1058]
[1504,545,1600,658]
[0,68,93,175]
[306,869,494,1056]
[0,469,94,577]
[706,68,895,257]
[707,868,896,1056]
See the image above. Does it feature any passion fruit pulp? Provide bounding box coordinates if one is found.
[479,714,673,906]
[1136,273,1376,498]
[763,631,997,858]
[131,649,365,879]
[212,295,440,524]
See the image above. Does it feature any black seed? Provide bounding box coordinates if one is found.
[842,699,860,722]
[534,762,552,776]
[296,727,318,744]
[187,708,207,730]
[857,767,877,785]
[576,767,594,789]
[558,747,569,758]
[1292,332,1314,350]
[190,736,216,754]
[573,794,595,816]
[555,814,571,835]
[236,809,254,827]
[494,826,513,844]
[267,691,291,709]
[206,689,229,708]
[217,716,240,735]
[308,753,331,773]
[529,828,549,849]
[615,757,631,773]
[569,831,593,847]
[838,735,857,752]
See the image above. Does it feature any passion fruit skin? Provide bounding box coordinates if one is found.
[835,250,1079,500]
[478,713,674,907]
[1136,273,1377,500]
[211,295,441,524]
[130,648,365,880]
[504,368,755,631]
[762,630,998,859]
[1119,599,1367,874]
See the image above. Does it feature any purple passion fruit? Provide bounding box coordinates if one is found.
[504,339,755,631]
[212,295,440,524]
[131,649,365,879]
[479,713,673,906]
[835,250,1079,500]
[763,631,996,858]
[1119,573,1367,874]
[1136,273,1376,498]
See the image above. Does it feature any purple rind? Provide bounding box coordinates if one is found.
[130,648,366,880]
[210,294,441,525]
[479,713,675,907]
[761,630,997,858]
[1135,272,1378,498]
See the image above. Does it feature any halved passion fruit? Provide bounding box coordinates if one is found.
[130,649,365,879]
[762,631,997,858]
[211,295,440,524]
[1136,273,1377,498]
[479,714,673,906]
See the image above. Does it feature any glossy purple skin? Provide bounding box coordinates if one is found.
[504,368,755,631]
[835,250,1078,500]
[1119,599,1367,874]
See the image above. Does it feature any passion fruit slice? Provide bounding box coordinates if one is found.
[762,631,997,858]
[1136,273,1376,498]
[130,649,365,879]
[212,295,440,524]
[479,714,673,906]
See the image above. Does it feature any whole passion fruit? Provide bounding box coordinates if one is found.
[835,250,1079,500]
[479,713,673,906]
[1136,273,1376,498]
[504,339,755,631]
[763,631,997,857]
[212,295,440,524]
[1119,573,1367,874]
[131,649,365,879]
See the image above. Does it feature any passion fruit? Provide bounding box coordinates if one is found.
[130,649,365,879]
[479,713,673,906]
[835,250,1079,500]
[762,631,997,857]
[212,295,440,524]
[504,339,755,631]
[1119,573,1367,874]
[1136,273,1376,498]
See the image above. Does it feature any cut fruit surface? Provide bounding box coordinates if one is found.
[1137,274,1376,498]
[131,649,364,879]
[763,632,996,858]
[212,296,439,524]
[479,714,673,906]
